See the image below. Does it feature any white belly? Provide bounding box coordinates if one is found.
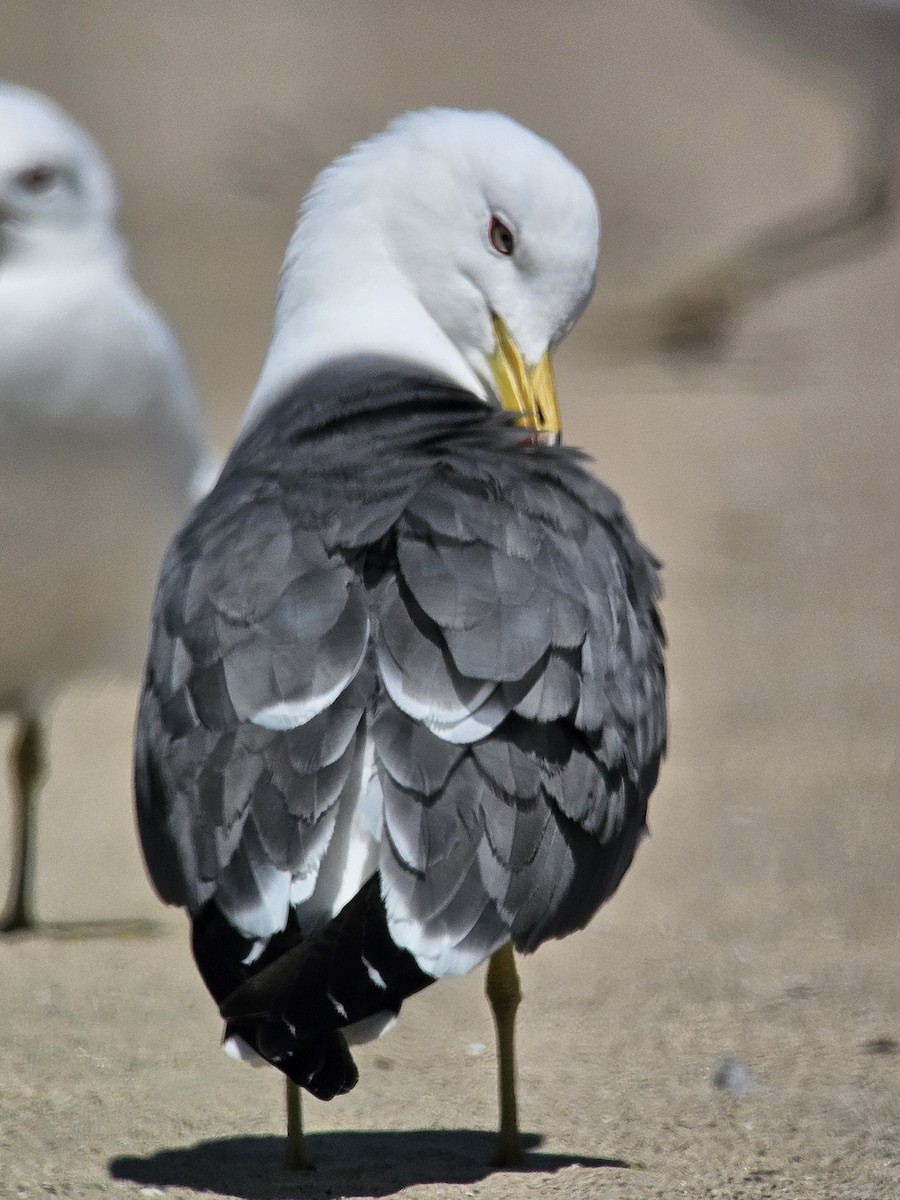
[0,437,180,709]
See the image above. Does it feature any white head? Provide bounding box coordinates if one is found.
[0,84,120,263]
[246,108,600,431]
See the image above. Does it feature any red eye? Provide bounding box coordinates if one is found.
[17,164,58,193]
[489,215,515,256]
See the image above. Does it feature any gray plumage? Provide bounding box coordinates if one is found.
[136,357,665,970]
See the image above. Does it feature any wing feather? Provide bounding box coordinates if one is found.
[136,370,665,992]
[375,448,665,973]
[135,484,374,938]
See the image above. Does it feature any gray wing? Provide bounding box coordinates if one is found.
[136,399,665,977]
[135,479,376,939]
[373,455,666,976]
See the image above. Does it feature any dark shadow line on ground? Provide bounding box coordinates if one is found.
[110,1130,631,1197]
[1,917,164,941]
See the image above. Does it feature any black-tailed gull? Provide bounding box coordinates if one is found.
[0,84,212,932]
[135,107,667,1169]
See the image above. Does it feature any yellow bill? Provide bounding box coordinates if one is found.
[488,314,561,443]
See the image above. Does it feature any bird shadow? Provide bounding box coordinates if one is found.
[109,1130,631,1197]
[1,917,164,941]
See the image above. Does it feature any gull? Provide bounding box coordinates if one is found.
[614,0,900,351]
[0,84,213,932]
[135,107,667,1169]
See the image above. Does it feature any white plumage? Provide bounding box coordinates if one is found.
[0,84,212,931]
[243,109,598,430]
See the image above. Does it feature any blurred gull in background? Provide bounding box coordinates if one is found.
[613,0,900,352]
[0,84,214,933]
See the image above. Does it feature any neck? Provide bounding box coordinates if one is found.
[2,220,126,271]
[242,195,487,431]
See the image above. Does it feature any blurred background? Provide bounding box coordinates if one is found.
[1,3,898,1197]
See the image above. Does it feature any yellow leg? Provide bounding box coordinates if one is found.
[486,942,524,1167]
[284,1077,315,1170]
[1,717,44,933]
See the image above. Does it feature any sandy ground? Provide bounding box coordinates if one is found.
[1,3,898,1198]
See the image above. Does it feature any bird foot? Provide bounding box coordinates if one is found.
[600,260,748,357]
[40,918,164,941]
[284,1140,316,1171]
[283,1078,315,1170]
[491,1134,525,1169]
[0,917,162,940]
[648,261,747,355]
[0,907,33,934]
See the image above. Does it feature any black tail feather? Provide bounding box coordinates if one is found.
[191,899,305,1006]
[220,875,434,1099]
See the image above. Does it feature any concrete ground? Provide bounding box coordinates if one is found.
[1,3,898,1197]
